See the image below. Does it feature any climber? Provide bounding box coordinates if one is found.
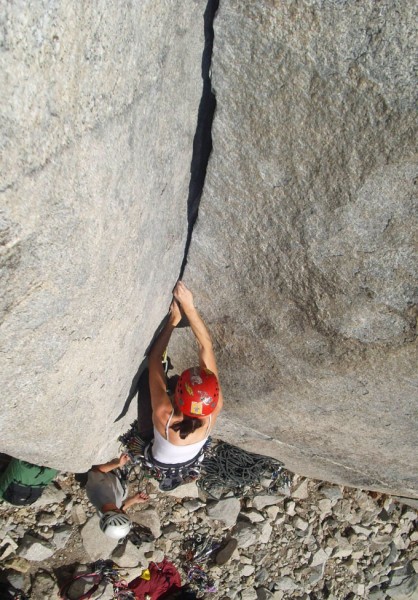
[147,280,223,491]
[86,453,148,540]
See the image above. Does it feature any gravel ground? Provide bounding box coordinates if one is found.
[0,445,417,600]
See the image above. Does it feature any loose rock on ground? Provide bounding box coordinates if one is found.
[0,465,417,599]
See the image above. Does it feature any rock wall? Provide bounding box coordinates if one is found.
[1,0,417,496]
[1,1,206,470]
[173,1,418,497]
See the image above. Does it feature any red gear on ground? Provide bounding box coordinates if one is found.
[175,366,219,417]
[128,558,182,599]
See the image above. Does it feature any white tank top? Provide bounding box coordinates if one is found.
[152,410,211,465]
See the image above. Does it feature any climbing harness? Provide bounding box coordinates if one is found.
[198,441,293,500]
[59,560,134,600]
[119,421,209,492]
[143,439,208,492]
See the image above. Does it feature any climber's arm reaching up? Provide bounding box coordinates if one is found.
[173,281,219,379]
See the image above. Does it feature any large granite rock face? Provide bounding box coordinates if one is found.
[1,1,206,470]
[172,1,418,496]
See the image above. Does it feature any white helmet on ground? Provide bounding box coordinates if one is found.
[99,511,131,540]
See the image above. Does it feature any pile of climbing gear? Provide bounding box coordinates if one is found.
[198,441,293,500]
[60,558,186,599]
[183,534,221,565]
[119,423,148,459]
[186,566,217,595]
[118,422,149,488]
[182,534,220,594]
[59,559,134,599]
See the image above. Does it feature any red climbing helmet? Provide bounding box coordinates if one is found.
[175,366,219,418]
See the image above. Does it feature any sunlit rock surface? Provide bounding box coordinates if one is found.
[172,1,418,497]
[1,1,417,494]
[1,1,205,470]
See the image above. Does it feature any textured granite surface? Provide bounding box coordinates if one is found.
[1,0,206,470]
[171,0,418,497]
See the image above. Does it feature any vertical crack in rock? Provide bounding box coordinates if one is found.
[116,1,218,424]
[179,0,219,279]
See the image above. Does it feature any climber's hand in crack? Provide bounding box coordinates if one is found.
[168,298,182,327]
[173,281,220,380]
[173,280,195,314]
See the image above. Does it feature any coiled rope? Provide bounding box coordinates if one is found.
[198,441,292,500]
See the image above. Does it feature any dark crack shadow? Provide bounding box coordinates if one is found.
[115,0,218,426]
[114,314,168,424]
[179,0,219,278]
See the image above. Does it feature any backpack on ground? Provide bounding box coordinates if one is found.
[0,459,58,506]
[127,558,182,599]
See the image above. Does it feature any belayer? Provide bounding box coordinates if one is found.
[86,453,148,540]
[147,281,223,491]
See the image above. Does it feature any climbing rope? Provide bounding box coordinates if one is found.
[198,441,292,500]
